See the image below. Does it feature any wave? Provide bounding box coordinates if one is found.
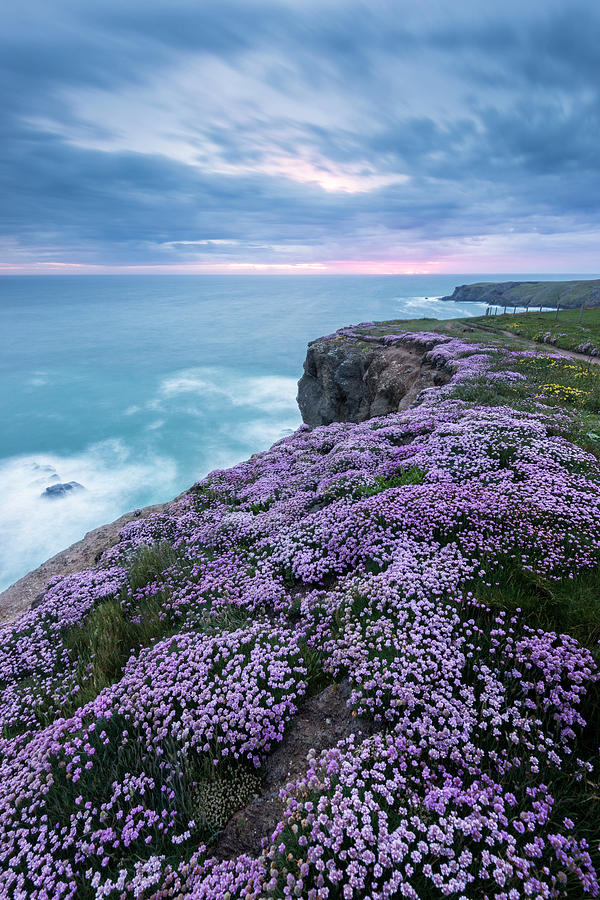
[156,368,299,413]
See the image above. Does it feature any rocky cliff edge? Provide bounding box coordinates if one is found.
[297,323,450,426]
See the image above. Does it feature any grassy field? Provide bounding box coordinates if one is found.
[349,315,517,347]
[350,307,600,357]
[468,305,600,356]
[443,278,600,309]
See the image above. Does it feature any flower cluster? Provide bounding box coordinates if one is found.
[578,342,600,357]
[0,624,306,898]
[0,567,127,734]
[541,383,591,404]
[269,725,597,900]
[0,325,598,898]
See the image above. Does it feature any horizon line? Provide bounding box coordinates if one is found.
[2,269,600,278]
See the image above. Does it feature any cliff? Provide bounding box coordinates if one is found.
[297,328,450,426]
[0,330,447,623]
[441,278,600,308]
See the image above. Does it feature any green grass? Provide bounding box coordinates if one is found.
[335,306,600,359]
[470,558,600,650]
[62,543,184,711]
[63,593,166,709]
[558,410,600,458]
[347,316,497,344]
[469,306,600,356]
[354,466,425,498]
[461,279,600,310]
[315,467,427,507]
[300,641,332,697]
[337,314,541,351]
[450,375,530,407]
[127,541,180,591]
[510,353,600,413]
[249,492,280,514]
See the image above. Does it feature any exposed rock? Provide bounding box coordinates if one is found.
[29,593,45,610]
[297,335,448,427]
[41,481,85,499]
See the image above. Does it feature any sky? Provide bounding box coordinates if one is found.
[1,0,600,275]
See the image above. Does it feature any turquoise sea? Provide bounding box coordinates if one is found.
[0,273,584,591]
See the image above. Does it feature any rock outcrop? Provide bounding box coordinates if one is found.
[41,481,85,499]
[297,333,448,427]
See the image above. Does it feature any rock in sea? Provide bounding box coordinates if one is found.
[41,481,85,499]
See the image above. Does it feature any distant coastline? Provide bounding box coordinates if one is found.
[440,278,600,309]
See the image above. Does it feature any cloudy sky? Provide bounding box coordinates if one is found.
[2,0,600,274]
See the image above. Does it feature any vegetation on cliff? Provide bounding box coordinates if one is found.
[440,280,600,310]
[470,306,600,358]
[0,322,599,898]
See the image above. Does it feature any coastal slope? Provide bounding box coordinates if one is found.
[0,321,599,899]
[0,503,171,625]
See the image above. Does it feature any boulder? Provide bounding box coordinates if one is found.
[41,481,85,499]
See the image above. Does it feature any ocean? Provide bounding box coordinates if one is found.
[0,272,581,591]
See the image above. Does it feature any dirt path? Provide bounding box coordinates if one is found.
[471,323,600,366]
[214,680,373,859]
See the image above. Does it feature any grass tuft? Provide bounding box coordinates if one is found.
[354,466,425,498]
[127,541,179,592]
[63,543,182,709]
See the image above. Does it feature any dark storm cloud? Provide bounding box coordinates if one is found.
[1,0,600,269]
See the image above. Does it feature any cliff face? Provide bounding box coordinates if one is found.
[297,334,449,426]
